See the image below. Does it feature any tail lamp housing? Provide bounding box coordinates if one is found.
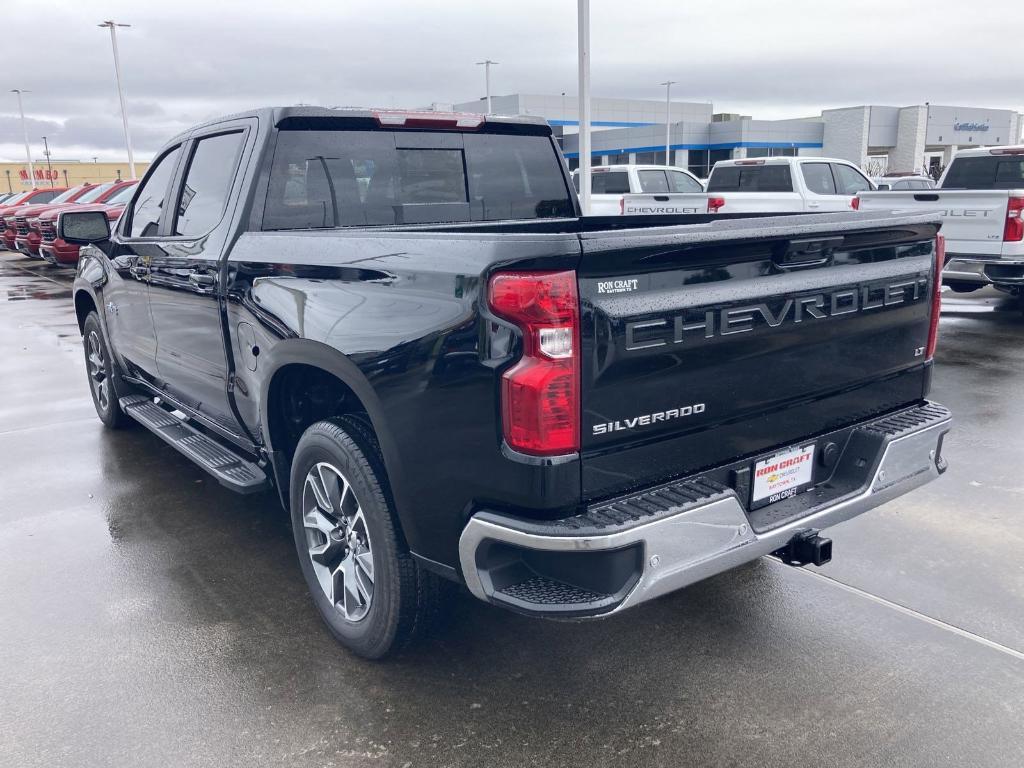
[488,270,580,456]
[707,196,726,213]
[926,234,944,360]
[1003,196,1024,242]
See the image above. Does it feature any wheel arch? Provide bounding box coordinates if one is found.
[73,288,98,334]
[259,340,410,540]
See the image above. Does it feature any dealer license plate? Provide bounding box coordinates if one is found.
[751,443,816,506]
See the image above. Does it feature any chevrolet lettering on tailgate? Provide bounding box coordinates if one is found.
[625,277,929,351]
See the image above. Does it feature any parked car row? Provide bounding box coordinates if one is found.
[0,180,137,265]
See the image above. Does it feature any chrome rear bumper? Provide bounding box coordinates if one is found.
[459,402,951,618]
[944,256,1024,285]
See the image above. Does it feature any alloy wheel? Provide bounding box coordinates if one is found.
[86,330,110,412]
[302,462,375,622]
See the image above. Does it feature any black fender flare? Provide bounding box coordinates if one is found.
[257,338,413,542]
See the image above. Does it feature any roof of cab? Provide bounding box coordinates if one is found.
[162,106,551,148]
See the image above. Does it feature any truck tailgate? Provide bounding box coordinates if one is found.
[857,190,1011,256]
[577,212,941,500]
[621,193,710,216]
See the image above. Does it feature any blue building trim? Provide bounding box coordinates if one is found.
[562,140,823,158]
[549,119,657,128]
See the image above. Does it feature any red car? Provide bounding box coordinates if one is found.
[39,182,138,266]
[19,180,137,257]
[8,184,107,255]
[0,188,68,250]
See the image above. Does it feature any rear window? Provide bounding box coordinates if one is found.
[943,156,1024,190]
[707,164,793,192]
[575,170,630,195]
[264,130,573,229]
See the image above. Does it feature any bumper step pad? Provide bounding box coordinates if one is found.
[120,395,269,493]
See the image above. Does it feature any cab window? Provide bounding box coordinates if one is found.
[128,145,182,237]
[832,163,872,195]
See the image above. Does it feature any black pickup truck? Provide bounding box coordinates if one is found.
[64,107,951,658]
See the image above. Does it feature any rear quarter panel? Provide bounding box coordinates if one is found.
[224,228,583,568]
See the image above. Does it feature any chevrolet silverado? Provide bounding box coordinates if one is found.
[64,107,951,658]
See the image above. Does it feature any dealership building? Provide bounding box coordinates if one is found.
[452,94,1023,178]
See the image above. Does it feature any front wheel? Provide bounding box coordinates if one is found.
[289,417,444,659]
[82,311,132,429]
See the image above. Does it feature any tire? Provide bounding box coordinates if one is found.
[289,416,444,659]
[82,311,132,429]
[945,280,981,294]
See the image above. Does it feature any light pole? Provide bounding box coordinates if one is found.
[660,80,676,166]
[577,0,591,215]
[11,89,35,189]
[476,59,498,114]
[99,20,137,180]
[42,136,54,188]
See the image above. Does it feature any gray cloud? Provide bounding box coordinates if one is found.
[2,0,1021,161]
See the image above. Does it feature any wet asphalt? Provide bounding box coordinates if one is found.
[0,251,1021,768]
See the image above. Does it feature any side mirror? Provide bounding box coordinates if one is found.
[59,210,111,244]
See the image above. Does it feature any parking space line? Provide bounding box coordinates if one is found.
[786,563,1024,662]
[1,259,74,288]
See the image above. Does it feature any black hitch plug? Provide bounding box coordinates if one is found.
[773,530,832,567]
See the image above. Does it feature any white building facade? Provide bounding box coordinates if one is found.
[452,94,1022,178]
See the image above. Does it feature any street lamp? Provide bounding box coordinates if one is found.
[11,89,35,189]
[660,80,677,166]
[577,0,591,215]
[475,59,499,115]
[41,136,54,188]
[99,20,137,180]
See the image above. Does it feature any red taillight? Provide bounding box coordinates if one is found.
[619,197,625,215]
[1003,196,1024,242]
[707,196,725,213]
[926,234,944,360]
[850,196,861,210]
[489,270,580,456]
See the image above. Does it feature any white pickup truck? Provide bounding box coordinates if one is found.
[856,146,1024,305]
[571,164,705,215]
[704,157,873,214]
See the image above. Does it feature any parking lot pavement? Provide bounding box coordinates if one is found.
[1,252,1022,768]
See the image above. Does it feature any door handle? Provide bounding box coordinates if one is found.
[807,202,821,209]
[189,272,216,288]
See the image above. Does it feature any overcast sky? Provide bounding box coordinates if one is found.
[2,0,1020,162]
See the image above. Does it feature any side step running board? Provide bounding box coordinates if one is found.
[120,395,269,494]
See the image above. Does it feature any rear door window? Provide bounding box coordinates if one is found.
[265,130,572,228]
[801,162,837,195]
[637,170,670,193]
[173,131,246,236]
[831,163,872,194]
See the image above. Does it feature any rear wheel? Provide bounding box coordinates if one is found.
[289,417,444,659]
[82,311,132,429]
